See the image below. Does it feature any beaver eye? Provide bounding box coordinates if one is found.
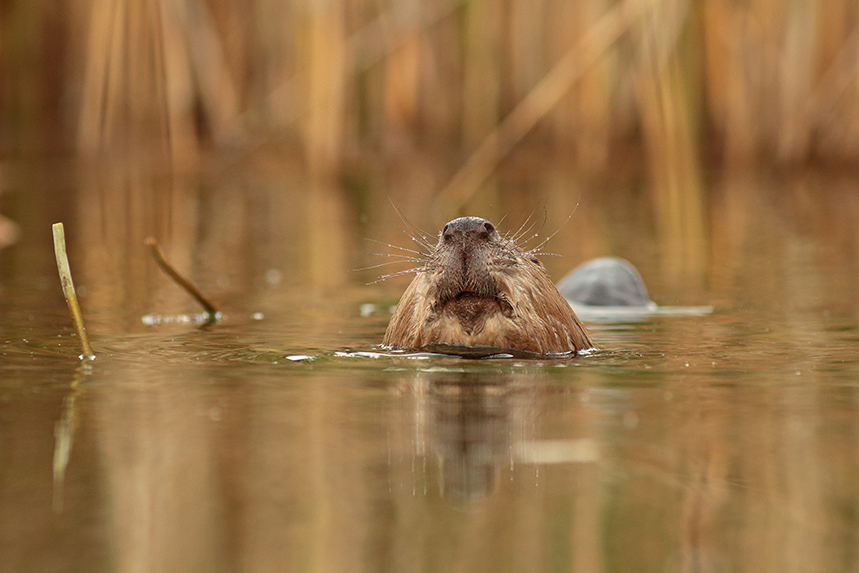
[530,256,542,267]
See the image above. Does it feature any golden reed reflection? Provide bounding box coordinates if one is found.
[90,366,224,572]
[30,347,859,572]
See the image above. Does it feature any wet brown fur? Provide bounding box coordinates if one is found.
[383,217,593,355]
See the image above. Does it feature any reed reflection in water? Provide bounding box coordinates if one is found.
[31,339,859,573]
[54,359,612,572]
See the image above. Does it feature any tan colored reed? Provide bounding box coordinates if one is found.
[52,223,96,360]
[4,0,859,179]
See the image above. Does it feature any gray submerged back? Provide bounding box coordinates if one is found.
[557,257,651,307]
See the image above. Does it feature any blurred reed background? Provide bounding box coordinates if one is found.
[5,0,859,171]
[2,0,859,293]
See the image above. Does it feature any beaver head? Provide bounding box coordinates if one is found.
[383,216,593,356]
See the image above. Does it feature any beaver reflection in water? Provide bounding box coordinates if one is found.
[383,216,593,356]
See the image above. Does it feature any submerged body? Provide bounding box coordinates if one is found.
[557,256,653,307]
[383,217,593,355]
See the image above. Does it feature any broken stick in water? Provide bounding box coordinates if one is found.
[145,237,220,323]
[51,223,95,360]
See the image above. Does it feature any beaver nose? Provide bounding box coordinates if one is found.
[442,217,496,242]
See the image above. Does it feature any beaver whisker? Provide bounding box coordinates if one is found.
[524,211,574,254]
[506,209,549,249]
[364,237,430,258]
[370,266,428,284]
[359,257,425,274]
[406,232,435,252]
[504,212,540,246]
[523,248,561,259]
[368,251,426,263]
[387,198,436,249]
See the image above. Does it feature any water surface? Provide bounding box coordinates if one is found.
[2,162,858,572]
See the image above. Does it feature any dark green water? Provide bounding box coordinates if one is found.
[2,161,859,572]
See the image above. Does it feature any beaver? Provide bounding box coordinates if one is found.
[383,216,593,355]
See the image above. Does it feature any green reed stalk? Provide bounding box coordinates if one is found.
[52,223,95,360]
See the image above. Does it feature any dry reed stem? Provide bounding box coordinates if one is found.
[462,0,502,148]
[303,0,347,177]
[52,223,96,360]
[634,0,706,278]
[77,0,116,151]
[348,0,462,72]
[78,0,227,161]
[228,0,463,144]
[145,237,219,319]
[434,0,659,210]
[177,0,241,142]
[9,0,859,169]
[802,28,859,156]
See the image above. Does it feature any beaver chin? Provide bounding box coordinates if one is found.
[383,216,593,356]
[439,291,511,324]
[427,290,519,353]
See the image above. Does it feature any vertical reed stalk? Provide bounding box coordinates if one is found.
[52,223,96,360]
[302,0,346,177]
[635,0,706,279]
[7,0,859,168]
[462,0,501,149]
